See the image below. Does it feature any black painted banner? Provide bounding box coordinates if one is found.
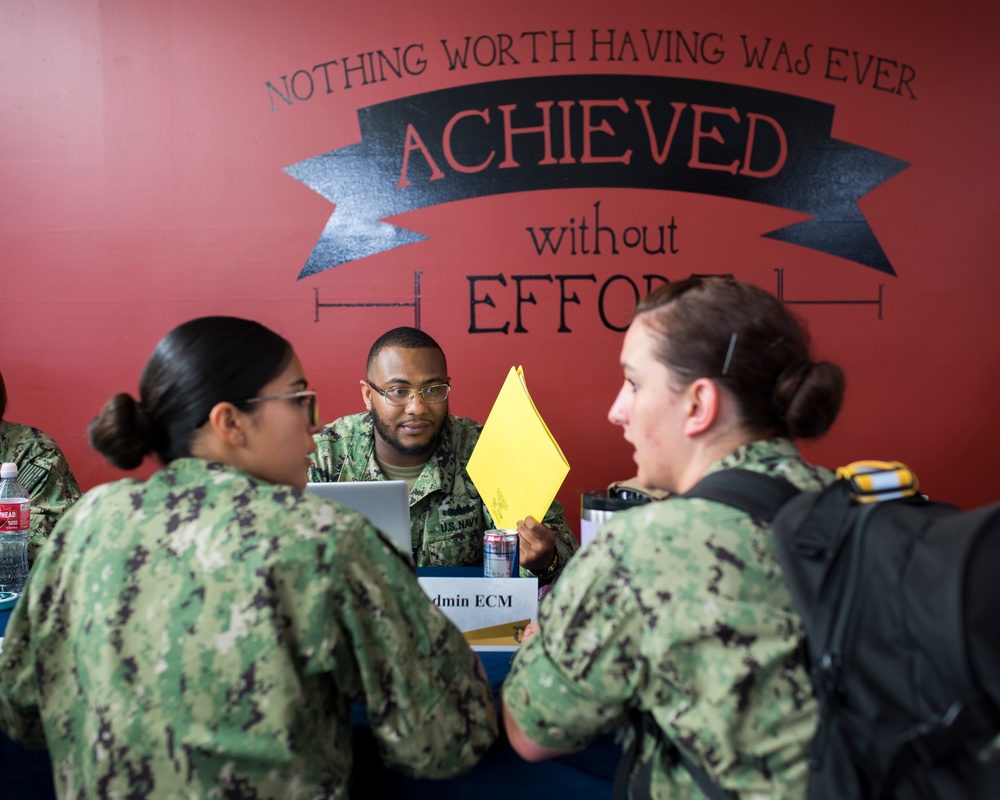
[285,74,908,279]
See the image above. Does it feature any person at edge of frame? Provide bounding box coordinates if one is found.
[0,369,82,564]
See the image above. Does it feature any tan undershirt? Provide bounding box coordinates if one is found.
[374,456,426,494]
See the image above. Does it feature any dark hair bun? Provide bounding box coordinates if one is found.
[89,316,292,469]
[635,278,847,440]
[88,392,156,470]
[779,361,845,439]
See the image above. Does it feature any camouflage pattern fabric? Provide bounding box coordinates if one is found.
[0,458,497,799]
[0,420,82,564]
[309,413,578,578]
[503,438,832,800]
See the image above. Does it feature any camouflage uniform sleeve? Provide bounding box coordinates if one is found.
[308,427,343,483]
[1,486,105,748]
[504,525,641,750]
[309,414,372,484]
[0,565,49,747]
[320,514,499,777]
[3,425,82,564]
[507,454,820,798]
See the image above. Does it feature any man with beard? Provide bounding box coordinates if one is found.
[309,327,577,581]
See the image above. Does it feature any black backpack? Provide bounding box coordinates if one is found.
[659,464,1000,800]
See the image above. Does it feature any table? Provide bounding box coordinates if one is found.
[0,595,16,643]
[351,727,618,799]
[349,645,619,799]
[0,570,620,799]
[350,567,619,798]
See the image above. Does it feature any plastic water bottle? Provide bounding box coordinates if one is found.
[0,462,30,600]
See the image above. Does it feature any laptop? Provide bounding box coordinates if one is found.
[306,480,413,560]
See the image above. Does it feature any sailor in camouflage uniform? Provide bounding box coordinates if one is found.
[503,278,846,799]
[310,327,577,582]
[0,317,497,799]
[0,371,82,563]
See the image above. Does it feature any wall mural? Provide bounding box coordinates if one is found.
[283,73,907,280]
[3,3,998,527]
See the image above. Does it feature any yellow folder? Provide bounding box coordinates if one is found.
[467,366,570,530]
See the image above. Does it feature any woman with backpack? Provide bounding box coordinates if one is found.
[502,277,844,799]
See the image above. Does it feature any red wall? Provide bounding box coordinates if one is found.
[3,0,999,535]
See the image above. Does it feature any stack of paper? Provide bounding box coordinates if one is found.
[467,366,570,530]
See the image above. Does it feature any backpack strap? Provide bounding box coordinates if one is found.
[614,710,737,800]
[877,702,1000,799]
[682,468,800,521]
[613,470,798,800]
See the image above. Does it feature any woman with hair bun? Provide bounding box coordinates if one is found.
[503,277,844,799]
[0,316,496,798]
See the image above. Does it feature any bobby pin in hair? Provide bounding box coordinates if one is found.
[721,332,738,376]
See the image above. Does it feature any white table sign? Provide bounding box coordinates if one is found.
[418,576,538,651]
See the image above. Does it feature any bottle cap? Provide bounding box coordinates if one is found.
[0,462,17,479]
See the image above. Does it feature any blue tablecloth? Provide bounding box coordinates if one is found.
[350,726,619,799]
[0,596,15,636]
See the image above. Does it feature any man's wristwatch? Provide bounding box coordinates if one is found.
[537,549,559,578]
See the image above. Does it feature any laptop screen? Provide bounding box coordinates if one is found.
[305,480,413,560]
